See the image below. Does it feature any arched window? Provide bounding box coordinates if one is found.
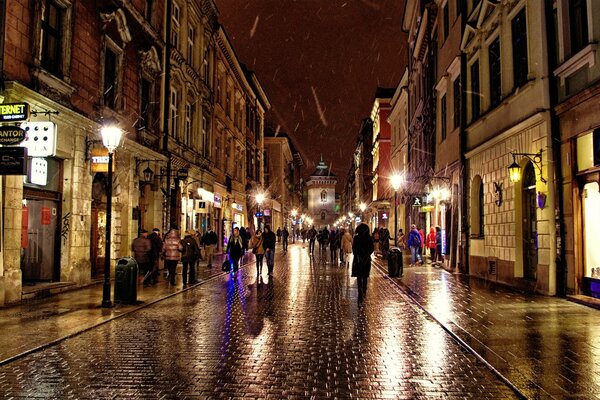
[321,190,327,202]
[321,211,326,220]
[471,175,484,237]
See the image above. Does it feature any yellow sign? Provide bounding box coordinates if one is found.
[90,148,115,172]
[0,103,29,122]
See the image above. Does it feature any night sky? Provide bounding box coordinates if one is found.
[215,0,408,188]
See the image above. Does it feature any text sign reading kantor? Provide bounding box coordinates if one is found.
[0,126,26,144]
[0,103,29,122]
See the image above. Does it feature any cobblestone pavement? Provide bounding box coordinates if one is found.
[0,244,517,399]
[373,256,600,400]
[0,252,245,364]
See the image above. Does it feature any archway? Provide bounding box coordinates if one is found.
[522,162,538,280]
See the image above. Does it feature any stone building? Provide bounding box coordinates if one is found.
[306,157,338,228]
[352,118,374,226]
[461,0,557,295]
[551,0,600,299]
[0,0,166,304]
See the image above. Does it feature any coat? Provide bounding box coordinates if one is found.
[226,235,244,260]
[426,229,436,249]
[132,236,152,264]
[163,230,182,261]
[351,226,374,278]
[250,234,265,255]
[407,229,422,248]
[181,235,200,262]
[263,230,276,251]
[341,232,353,254]
[148,232,163,261]
[201,230,218,246]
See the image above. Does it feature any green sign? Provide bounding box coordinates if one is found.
[0,102,29,122]
[0,126,26,145]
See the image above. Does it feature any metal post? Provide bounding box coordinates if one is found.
[101,151,114,308]
[394,190,398,247]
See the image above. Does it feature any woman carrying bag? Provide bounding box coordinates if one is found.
[226,227,244,276]
[250,229,265,276]
[352,223,375,301]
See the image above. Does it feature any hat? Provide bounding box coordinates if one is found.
[140,229,148,234]
[185,230,195,236]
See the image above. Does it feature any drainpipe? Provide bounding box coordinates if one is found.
[459,0,469,274]
[162,0,172,230]
[544,1,567,297]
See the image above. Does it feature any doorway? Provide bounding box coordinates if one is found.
[90,173,107,278]
[522,162,538,280]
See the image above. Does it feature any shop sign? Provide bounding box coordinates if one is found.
[380,212,388,220]
[28,157,48,186]
[213,194,222,208]
[412,197,422,207]
[0,146,27,175]
[0,126,26,144]
[231,203,243,212]
[20,121,57,157]
[0,102,29,122]
[264,208,271,216]
[196,200,208,214]
[90,147,113,172]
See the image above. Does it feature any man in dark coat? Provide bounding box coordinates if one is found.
[181,230,200,285]
[281,227,289,252]
[352,223,375,300]
[147,228,163,284]
[263,225,277,276]
[329,228,339,266]
[132,230,152,285]
[201,227,218,268]
[239,226,249,253]
[307,226,317,255]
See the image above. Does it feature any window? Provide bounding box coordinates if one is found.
[512,8,528,88]
[203,45,210,83]
[187,26,195,66]
[470,60,480,120]
[185,102,193,146]
[453,77,460,129]
[569,0,589,54]
[144,0,153,21]
[226,88,232,119]
[441,94,447,141]
[442,3,449,41]
[41,0,62,75]
[489,37,502,107]
[140,78,153,130]
[201,116,208,157]
[214,134,221,169]
[321,190,327,202]
[104,47,118,109]
[169,87,179,139]
[471,175,484,237]
[171,2,180,49]
[216,76,222,104]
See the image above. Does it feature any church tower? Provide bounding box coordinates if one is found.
[306,156,338,228]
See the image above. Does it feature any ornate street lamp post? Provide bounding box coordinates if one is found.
[100,125,123,308]
[256,192,265,230]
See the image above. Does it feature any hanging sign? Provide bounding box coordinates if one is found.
[213,194,222,208]
[90,148,114,172]
[0,102,29,122]
[0,146,27,175]
[0,126,26,144]
[20,121,57,157]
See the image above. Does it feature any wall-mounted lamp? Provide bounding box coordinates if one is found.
[135,158,166,184]
[508,150,546,184]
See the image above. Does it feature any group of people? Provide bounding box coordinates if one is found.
[275,227,290,252]
[303,226,353,266]
[131,225,220,286]
[406,224,444,266]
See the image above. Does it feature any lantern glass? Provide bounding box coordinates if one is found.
[390,174,403,191]
[142,166,154,183]
[256,193,265,205]
[100,126,123,153]
[508,161,522,183]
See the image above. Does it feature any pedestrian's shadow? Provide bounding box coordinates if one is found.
[246,276,276,337]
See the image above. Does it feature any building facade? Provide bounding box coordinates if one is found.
[306,158,338,228]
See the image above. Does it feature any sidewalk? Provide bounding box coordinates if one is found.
[373,256,600,400]
[0,252,254,365]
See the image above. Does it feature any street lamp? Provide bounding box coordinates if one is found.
[100,124,123,308]
[390,174,403,247]
[255,192,265,230]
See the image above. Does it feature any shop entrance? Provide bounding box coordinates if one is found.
[522,163,538,280]
[90,173,107,278]
[21,192,61,282]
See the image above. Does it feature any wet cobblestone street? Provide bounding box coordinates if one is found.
[0,245,517,399]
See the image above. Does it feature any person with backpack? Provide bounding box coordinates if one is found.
[249,228,265,276]
[163,224,182,285]
[407,224,422,266]
[181,230,200,285]
[201,226,218,268]
[226,227,244,276]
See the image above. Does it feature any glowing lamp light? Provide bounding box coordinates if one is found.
[291,209,297,217]
[256,192,265,205]
[390,174,403,191]
[142,166,154,183]
[100,125,123,153]
[359,203,366,212]
[508,161,521,183]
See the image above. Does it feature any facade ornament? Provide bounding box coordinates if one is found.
[139,47,162,76]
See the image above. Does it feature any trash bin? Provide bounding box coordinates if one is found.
[387,247,403,277]
[114,257,138,304]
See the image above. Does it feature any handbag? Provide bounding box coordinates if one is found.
[221,259,230,272]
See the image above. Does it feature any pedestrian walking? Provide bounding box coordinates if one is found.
[263,225,277,276]
[372,228,380,255]
[418,227,425,263]
[379,227,390,259]
[426,227,437,264]
[147,228,163,284]
[163,224,182,285]
[250,228,265,276]
[276,227,282,243]
[132,230,152,285]
[340,228,353,267]
[352,223,374,301]
[201,226,218,268]
[226,227,244,275]
[407,224,422,266]
[329,228,339,266]
[317,227,329,261]
[435,226,444,265]
[282,227,289,252]
[239,226,249,254]
[181,230,200,285]
[307,226,317,254]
